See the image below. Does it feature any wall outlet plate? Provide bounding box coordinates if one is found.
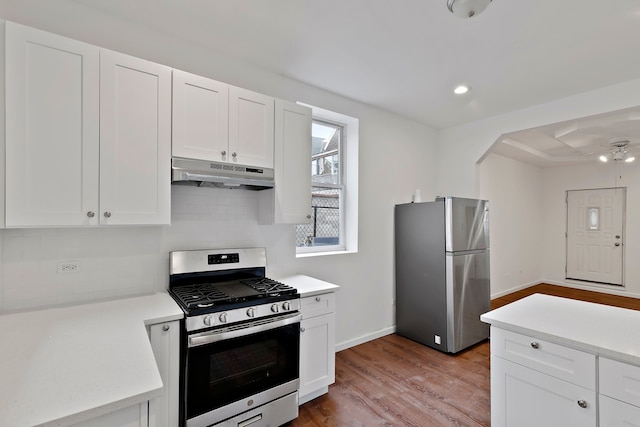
[57,261,80,273]
[434,335,441,345]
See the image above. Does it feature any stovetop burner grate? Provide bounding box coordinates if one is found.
[170,278,296,311]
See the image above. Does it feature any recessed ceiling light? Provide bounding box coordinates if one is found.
[454,85,470,95]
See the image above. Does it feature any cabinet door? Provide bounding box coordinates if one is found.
[148,321,180,427]
[491,356,596,427]
[229,86,274,168]
[99,50,171,225]
[299,312,335,404]
[5,21,100,227]
[172,70,229,162]
[600,395,640,427]
[72,403,148,427]
[273,100,312,223]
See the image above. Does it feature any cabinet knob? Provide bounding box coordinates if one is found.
[577,400,588,409]
[615,242,621,247]
[300,327,305,332]
[306,214,312,219]
[221,150,227,156]
[162,324,170,332]
[315,296,321,302]
[232,152,237,158]
[530,342,540,349]
[86,211,95,218]
[103,211,112,218]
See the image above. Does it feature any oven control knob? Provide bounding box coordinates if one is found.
[246,308,255,318]
[282,301,291,311]
[219,312,228,323]
[271,304,280,313]
[203,315,213,326]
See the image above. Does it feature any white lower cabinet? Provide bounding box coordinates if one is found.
[148,320,181,427]
[299,292,336,404]
[490,326,640,427]
[491,356,596,427]
[599,357,640,426]
[72,403,148,427]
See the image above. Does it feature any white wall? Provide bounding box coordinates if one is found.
[540,161,640,297]
[477,153,543,297]
[0,3,438,349]
[438,78,640,297]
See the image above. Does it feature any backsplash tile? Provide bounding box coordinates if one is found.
[0,185,294,312]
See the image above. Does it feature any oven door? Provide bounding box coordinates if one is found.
[185,312,301,427]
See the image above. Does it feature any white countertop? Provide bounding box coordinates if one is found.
[481,293,640,365]
[274,274,340,297]
[0,292,183,427]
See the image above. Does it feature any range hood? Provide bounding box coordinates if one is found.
[171,157,275,190]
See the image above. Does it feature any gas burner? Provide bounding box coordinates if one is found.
[171,283,230,309]
[240,278,295,296]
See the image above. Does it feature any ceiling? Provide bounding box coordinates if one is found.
[17,0,640,167]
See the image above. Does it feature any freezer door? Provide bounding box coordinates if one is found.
[444,197,489,252]
[445,250,490,353]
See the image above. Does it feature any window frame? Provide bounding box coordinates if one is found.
[296,105,358,257]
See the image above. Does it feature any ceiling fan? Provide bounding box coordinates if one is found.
[599,139,636,163]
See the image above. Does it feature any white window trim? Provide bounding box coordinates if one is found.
[296,103,358,257]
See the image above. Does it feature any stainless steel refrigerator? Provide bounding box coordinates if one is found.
[394,196,490,353]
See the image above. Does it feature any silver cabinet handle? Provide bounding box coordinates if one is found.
[306,214,312,219]
[103,211,112,218]
[86,211,95,218]
[232,152,237,158]
[615,242,621,247]
[162,324,170,332]
[530,342,540,349]
[300,326,305,332]
[315,296,321,302]
[221,150,227,156]
[577,400,588,409]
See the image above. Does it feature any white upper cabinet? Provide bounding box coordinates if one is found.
[4,22,171,227]
[172,72,274,169]
[99,50,171,225]
[172,70,229,162]
[5,21,100,227]
[259,100,312,224]
[229,86,274,168]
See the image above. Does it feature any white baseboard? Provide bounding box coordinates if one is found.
[543,279,640,299]
[335,326,395,352]
[490,280,540,299]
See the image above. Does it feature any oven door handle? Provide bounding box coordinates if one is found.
[188,312,302,348]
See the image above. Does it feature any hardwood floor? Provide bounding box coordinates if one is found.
[290,283,640,426]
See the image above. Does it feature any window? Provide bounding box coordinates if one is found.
[296,106,358,255]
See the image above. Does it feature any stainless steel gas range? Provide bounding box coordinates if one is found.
[168,248,301,427]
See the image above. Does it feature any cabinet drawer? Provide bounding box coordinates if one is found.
[600,357,640,407]
[490,327,595,390]
[599,394,640,426]
[301,293,335,319]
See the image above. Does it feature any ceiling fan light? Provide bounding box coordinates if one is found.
[625,156,635,163]
[447,0,492,19]
[599,155,608,163]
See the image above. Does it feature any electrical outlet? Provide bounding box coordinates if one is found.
[57,261,80,274]
[434,335,441,345]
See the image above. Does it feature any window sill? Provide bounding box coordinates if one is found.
[296,249,357,258]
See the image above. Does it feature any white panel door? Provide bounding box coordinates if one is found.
[5,21,100,227]
[99,50,171,225]
[172,70,229,162]
[566,188,624,285]
[229,86,274,168]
